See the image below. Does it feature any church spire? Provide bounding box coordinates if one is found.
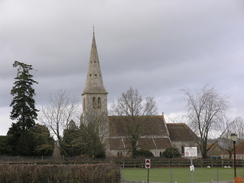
[82,31,107,95]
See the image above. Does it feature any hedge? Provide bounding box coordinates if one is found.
[0,163,120,183]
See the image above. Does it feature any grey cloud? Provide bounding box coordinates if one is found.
[1,0,244,135]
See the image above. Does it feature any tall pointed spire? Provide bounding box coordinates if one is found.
[82,31,107,95]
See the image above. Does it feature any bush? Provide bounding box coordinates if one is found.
[0,164,120,183]
[7,124,54,156]
[135,149,154,158]
[0,136,11,155]
[163,147,181,158]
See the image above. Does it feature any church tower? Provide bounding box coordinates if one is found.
[82,31,108,122]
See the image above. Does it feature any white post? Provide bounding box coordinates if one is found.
[190,157,194,183]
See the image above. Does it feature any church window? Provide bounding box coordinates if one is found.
[181,145,184,154]
[93,97,96,108]
[98,97,101,108]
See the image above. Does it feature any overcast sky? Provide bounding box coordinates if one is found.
[1,0,244,135]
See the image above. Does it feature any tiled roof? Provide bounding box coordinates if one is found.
[167,123,198,141]
[153,138,172,148]
[222,141,244,155]
[235,141,244,154]
[108,138,130,150]
[108,137,172,150]
[207,142,225,156]
[138,138,156,149]
[109,116,168,137]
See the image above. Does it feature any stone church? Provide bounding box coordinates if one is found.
[81,32,198,157]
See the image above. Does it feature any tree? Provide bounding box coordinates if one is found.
[218,117,244,159]
[39,90,80,143]
[8,61,39,155]
[7,124,54,156]
[227,117,244,139]
[62,120,83,156]
[182,85,228,159]
[80,110,108,158]
[10,61,39,130]
[80,123,106,158]
[30,124,55,156]
[0,136,11,155]
[110,87,158,158]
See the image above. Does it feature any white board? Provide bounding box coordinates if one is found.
[184,147,197,157]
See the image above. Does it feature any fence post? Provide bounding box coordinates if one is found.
[170,169,173,183]
[216,169,219,183]
[120,167,122,183]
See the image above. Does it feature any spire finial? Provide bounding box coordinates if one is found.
[93,25,95,34]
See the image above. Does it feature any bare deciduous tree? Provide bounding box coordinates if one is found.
[228,117,244,139]
[182,85,229,159]
[110,87,157,116]
[80,109,109,158]
[110,87,158,158]
[39,90,80,142]
[219,116,244,158]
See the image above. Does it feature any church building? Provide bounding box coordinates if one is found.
[81,32,198,157]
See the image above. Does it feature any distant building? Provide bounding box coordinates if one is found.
[222,141,244,160]
[207,142,225,159]
[108,115,172,157]
[167,123,199,156]
[81,31,199,157]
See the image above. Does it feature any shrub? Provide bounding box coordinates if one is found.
[163,147,181,158]
[0,163,120,183]
[135,149,154,158]
[0,136,11,155]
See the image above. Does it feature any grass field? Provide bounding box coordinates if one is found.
[122,167,244,183]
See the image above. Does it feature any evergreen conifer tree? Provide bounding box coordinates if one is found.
[10,61,39,130]
[8,61,39,155]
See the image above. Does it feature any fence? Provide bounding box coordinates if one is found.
[122,181,233,183]
[0,157,241,183]
[0,156,244,168]
[118,158,244,168]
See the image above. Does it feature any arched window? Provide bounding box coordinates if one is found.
[181,145,184,154]
[98,97,101,108]
[93,97,96,108]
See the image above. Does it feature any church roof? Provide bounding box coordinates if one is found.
[167,123,198,142]
[138,138,172,149]
[82,32,107,95]
[108,137,172,150]
[108,115,169,137]
[108,115,172,150]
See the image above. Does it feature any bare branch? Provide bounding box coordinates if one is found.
[39,90,81,141]
[182,85,229,158]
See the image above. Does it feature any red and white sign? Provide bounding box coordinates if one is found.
[145,159,151,169]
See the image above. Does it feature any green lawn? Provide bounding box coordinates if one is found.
[122,167,244,183]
